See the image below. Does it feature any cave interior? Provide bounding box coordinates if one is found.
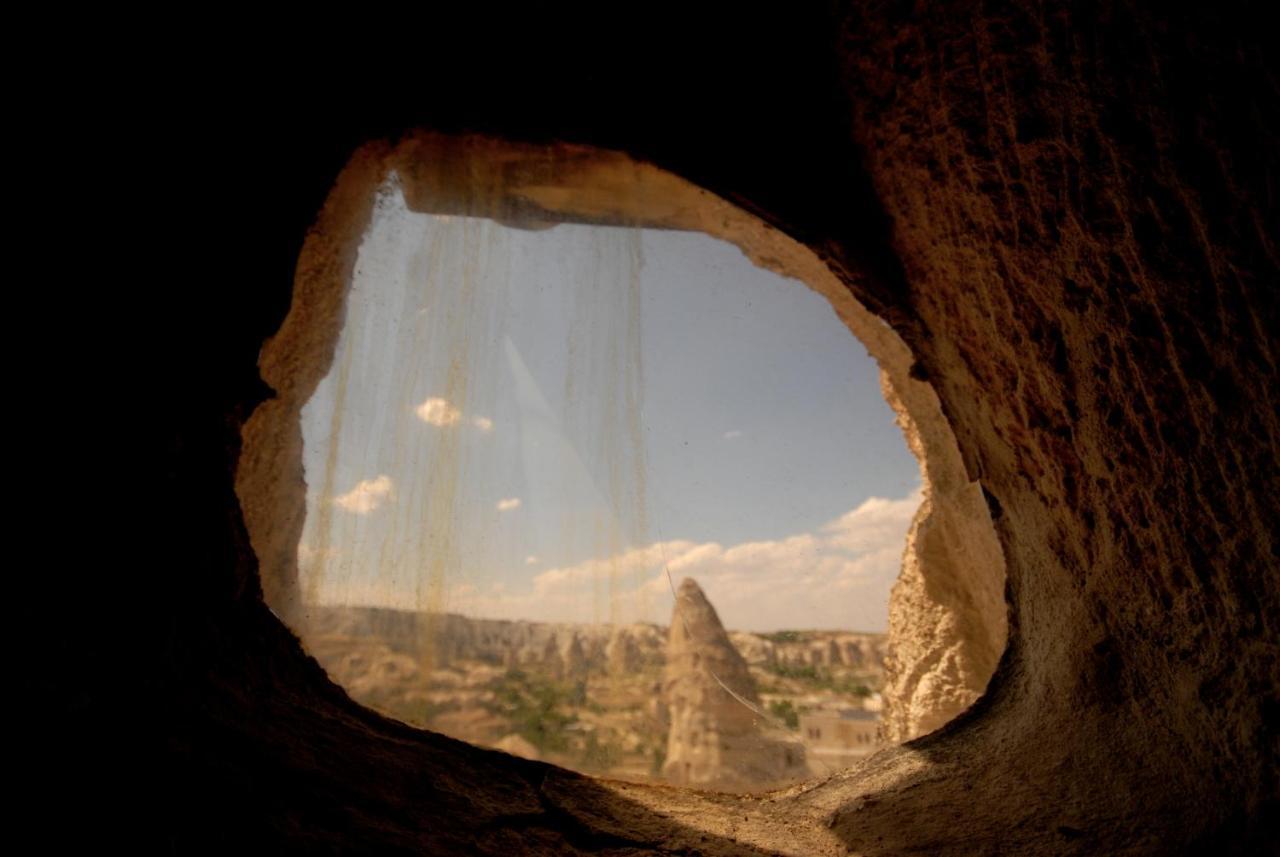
[64,5,1280,854]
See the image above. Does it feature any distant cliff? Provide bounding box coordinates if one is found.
[305,604,886,678]
[304,605,667,678]
[302,603,887,788]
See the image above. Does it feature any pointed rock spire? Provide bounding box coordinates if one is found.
[662,578,806,790]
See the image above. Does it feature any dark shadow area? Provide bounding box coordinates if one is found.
[164,592,800,854]
[60,3,1277,853]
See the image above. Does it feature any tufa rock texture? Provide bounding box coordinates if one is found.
[879,371,1009,741]
[140,5,1279,854]
[662,579,807,790]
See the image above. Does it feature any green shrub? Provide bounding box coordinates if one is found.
[487,669,578,753]
[768,698,800,729]
[767,663,822,681]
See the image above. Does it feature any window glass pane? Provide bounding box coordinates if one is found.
[296,177,920,790]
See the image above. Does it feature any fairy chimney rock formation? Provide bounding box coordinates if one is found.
[606,627,641,675]
[562,632,588,680]
[662,578,805,790]
[540,634,564,680]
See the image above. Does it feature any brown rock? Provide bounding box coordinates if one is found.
[561,632,588,681]
[606,627,642,676]
[662,579,806,790]
[493,733,540,761]
[163,25,1280,850]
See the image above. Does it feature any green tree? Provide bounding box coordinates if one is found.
[487,669,578,753]
[768,698,800,730]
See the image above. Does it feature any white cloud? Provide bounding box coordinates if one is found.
[525,555,540,565]
[469,486,923,630]
[415,396,462,426]
[332,474,394,515]
[820,493,924,553]
[496,497,522,512]
[314,485,925,632]
[472,415,494,433]
[723,430,743,440]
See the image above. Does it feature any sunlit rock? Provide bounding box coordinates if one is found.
[662,578,806,790]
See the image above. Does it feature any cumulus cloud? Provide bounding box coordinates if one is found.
[333,475,394,515]
[444,485,924,631]
[496,497,522,512]
[415,397,462,426]
[314,485,924,630]
[414,399,495,433]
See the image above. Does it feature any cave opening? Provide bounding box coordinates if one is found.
[139,12,1279,849]
[236,133,1009,794]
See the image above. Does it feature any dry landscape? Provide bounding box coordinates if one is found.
[304,591,888,788]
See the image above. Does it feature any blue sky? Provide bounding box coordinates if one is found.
[298,181,921,632]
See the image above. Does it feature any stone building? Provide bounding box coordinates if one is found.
[798,708,881,768]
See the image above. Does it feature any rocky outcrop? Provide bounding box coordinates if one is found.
[304,606,665,678]
[606,626,643,675]
[165,20,1280,852]
[493,733,540,761]
[878,374,1009,742]
[540,635,565,679]
[561,633,588,681]
[728,631,888,672]
[662,579,806,791]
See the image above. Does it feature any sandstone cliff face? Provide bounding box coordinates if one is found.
[728,630,887,672]
[606,626,643,674]
[305,605,665,679]
[662,579,806,791]
[879,373,1008,741]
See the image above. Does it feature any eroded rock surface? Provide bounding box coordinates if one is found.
[306,605,664,677]
[879,372,1009,741]
[662,579,807,790]
[154,9,1280,852]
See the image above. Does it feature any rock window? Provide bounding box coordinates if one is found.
[237,133,1007,795]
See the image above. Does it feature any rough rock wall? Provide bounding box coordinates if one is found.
[823,3,1280,852]
[880,371,1008,741]
[148,4,1279,854]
